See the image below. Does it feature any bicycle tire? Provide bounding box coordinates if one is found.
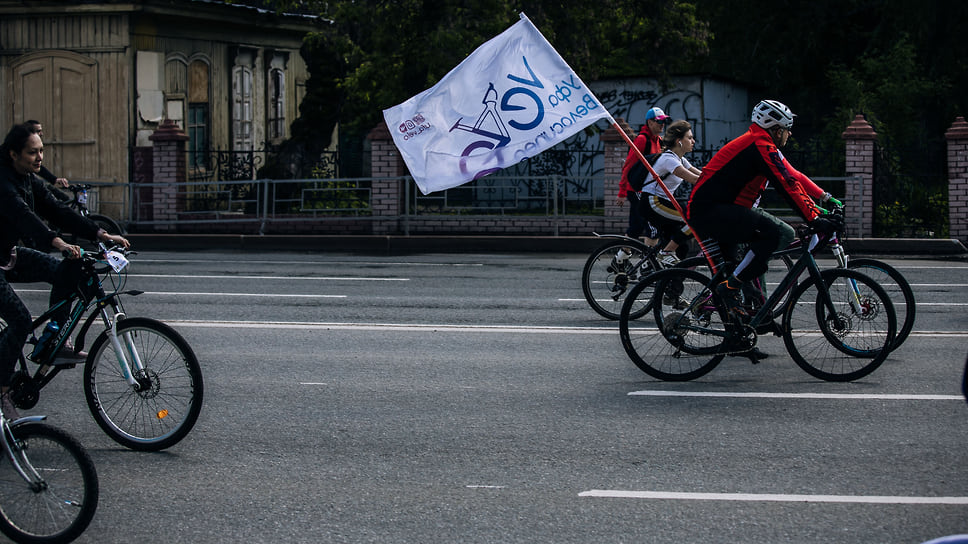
[783,268,897,382]
[847,258,915,351]
[87,214,124,236]
[619,268,726,381]
[0,422,99,544]
[581,240,659,320]
[83,317,203,451]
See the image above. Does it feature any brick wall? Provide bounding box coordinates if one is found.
[842,115,877,237]
[946,117,968,241]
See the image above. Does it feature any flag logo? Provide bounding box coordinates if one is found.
[383,13,612,194]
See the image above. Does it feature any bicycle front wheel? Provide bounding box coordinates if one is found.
[847,258,915,351]
[84,317,204,451]
[0,422,99,544]
[783,269,897,381]
[619,268,726,381]
[582,241,658,320]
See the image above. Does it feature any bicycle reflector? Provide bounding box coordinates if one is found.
[157,410,169,420]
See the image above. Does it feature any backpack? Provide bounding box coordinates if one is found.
[626,151,671,192]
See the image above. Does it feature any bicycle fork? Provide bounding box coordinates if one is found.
[827,237,868,316]
[97,301,147,391]
[1,418,49,492]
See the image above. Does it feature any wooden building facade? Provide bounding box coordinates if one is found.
[0,0,326,219]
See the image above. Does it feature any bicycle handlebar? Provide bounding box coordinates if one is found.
[67,183,94,193]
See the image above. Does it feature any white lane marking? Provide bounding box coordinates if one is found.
[163,321,617,334]
[628,390,964,401]
[129,274,408,281]
[560,298,968,305]
[152,292,346,298]
[135,259,484,267]
[136,320,968,337]
[578,490,968,504]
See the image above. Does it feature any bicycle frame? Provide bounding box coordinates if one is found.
[20,247,147,397]
[673,231,844,344]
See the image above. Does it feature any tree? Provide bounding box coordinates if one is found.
[289,0,710,155]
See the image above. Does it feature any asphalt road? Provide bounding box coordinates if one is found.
[8,250,968,544]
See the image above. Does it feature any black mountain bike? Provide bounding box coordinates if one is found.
[618,224,897,382]
[4,244,203,451]
[674,214,914,352]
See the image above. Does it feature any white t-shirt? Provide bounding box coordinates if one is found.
[642,150,694,197]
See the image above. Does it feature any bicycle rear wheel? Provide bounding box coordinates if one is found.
[619,268,726,381]
[783,268,897,381]
[84,317,203,451]
[88,213,123,236]
[581,241,658,320]
[847,258,915,351]
[0,422,99,544]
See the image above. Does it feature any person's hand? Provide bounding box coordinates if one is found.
[52,237,83,259]
[614,195,626,207]
[809,214,844,234]
[55,177,69,188]
[98,230,131,249]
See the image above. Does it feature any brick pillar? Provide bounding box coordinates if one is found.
[600,117,635,233]
[945,116,968,243]
[367,121,406,235]
[842,115,877,238]
[148,120,189,232]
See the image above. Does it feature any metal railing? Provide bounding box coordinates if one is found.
[406,175,603,216]
[127,178,372,233]
[76,175,863,236]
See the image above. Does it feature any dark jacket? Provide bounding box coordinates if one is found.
[0,162,99,259]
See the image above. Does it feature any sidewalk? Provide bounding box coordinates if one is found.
[125,233,968,258]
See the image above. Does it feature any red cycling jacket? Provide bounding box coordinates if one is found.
[686,124,821,222]
[618,124,662,199]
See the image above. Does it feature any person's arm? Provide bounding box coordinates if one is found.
[759,142,821,221]
[0,177,60,251]
[31,177,100,241]
[37,165,57,185]
[671,166,699,184]
[788,164,841,205]
[618,135,649,200]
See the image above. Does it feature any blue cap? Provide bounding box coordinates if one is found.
[645,107,670,122]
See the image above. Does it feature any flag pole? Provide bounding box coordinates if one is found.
[607,117,718,271]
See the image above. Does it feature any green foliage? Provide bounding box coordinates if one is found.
[284,0,710,145]
[875,189,948,238]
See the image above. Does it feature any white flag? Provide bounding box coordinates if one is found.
[382,13,612,195]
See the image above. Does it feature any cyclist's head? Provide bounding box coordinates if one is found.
[662,120,694,151]
[23,120,43,136]
[645,107,670,134]
[2,124,42,173]
[752,100,795,130]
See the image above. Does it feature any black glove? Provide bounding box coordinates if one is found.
[809,214,844,234]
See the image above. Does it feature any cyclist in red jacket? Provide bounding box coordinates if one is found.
[617,106,669,243]
[686,100,843,320]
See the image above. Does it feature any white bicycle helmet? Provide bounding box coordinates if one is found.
[751,99,795,129]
